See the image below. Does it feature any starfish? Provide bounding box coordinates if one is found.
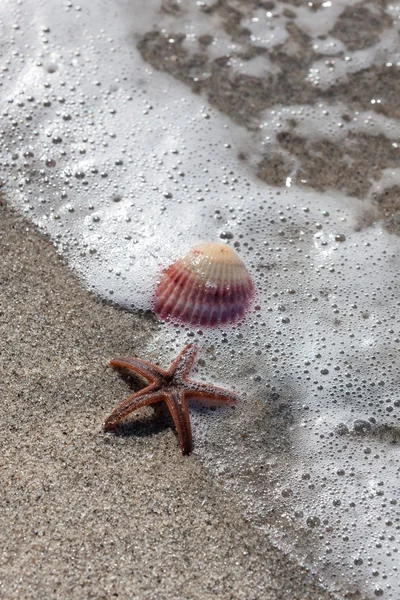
[104,344,238,455]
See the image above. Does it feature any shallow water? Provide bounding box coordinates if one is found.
[1,1,399,597]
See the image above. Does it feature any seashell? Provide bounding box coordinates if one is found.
[154,242,254,327]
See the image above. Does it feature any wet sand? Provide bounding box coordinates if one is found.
[0,204,338,598]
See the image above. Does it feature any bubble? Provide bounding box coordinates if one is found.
[306,516,321,528]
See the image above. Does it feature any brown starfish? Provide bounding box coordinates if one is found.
[104,344,238,455]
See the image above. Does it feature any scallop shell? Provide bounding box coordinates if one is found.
[154,242,254,327]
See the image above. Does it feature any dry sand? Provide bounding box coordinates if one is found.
[0,204,338,599]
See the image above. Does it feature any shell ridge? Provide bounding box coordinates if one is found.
[156,262,188,318]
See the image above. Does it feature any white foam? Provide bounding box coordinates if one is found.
[241,7,289,49]
[258,102,400,146]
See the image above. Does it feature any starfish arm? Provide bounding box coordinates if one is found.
[109,356,167,384]
[104,384,163,431]
[184,382,239,406]
[169,344,198,379]
[165,389,193,456]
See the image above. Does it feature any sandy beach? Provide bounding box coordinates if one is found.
[0,204,337,599]
[1,1,399,597]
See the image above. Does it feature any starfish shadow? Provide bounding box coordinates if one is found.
[110,411,172,440]
[108,371,173,440]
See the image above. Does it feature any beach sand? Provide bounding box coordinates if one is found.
[0,204,337,599]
